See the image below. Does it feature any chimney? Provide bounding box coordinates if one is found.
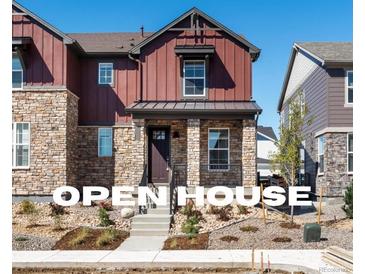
[140,25,144,38]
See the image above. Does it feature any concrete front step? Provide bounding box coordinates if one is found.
[130,228,169,236]
[131,221,170,230]
[148,207,170,214]
[132,214,171,223]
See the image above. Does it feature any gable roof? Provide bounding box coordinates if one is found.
[257,126,277,141]
[277,42,352,111]
[68,32,153,54]
[12,1,75,44]
[129,7,260,61]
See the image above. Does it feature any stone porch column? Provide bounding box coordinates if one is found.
[132,119,146,184]
[187,119,200,185]
[242,119,257,186]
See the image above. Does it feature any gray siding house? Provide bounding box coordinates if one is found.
[278,42,353,198]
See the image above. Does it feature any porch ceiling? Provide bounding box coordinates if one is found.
[125,101,262,119]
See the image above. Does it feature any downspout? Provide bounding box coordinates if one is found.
[128,53,143,102]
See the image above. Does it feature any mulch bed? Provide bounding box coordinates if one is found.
[52,227,129,250]
[163,233,209,250]
[279,222,301,229]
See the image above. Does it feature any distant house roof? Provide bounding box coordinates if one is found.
[277,42,352,111]
[68,32,153,54]
[257,157,271,164]
[257,126,277,141]
[296,42,352,64]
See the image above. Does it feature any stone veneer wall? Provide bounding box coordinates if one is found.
[200,120,243,186]
[187,119,200,185]
[76,123,145,190]
[242,119,257,186]
[313,133,352,196]
[12,90,79,195]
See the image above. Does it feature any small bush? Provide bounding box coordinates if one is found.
[96,228,120,247]
[217,206,232,221]
[237,205,250,215]
[342,182,353,219]
[98,200,113,211]
[220,235,239,242]
[20,200,36,214]
[49,203,67,216]
[207,205,220,215]
[14,236,28,242]
[240,225,259,233]
[280,222,300,229]
[272,237,292,243]
[98,208,114,227]
[181,216,200,238]
[52,214,64,231]
[180,203,194,216]
[70,227,90,246]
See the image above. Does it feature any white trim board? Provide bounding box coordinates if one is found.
[315,127,353,137]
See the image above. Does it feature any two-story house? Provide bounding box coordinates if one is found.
[257,126,278,179]
[12,1,262,198]
[278,42,353,199]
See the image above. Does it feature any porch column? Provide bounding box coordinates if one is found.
[187,119,200,185]
[242,119,257,186]
[131,119,146,184]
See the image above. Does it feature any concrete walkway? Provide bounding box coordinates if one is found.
[12,249,344,273]
[117,236,168,251]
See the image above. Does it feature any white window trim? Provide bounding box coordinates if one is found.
[345,70,353,106]
[98,127,113,157]
[183,60,206,97]
[347,133,353,175]
[317,136,324,176]
[12,122,30,169]
[98,63,114,85]
[12,54,24,90]
[208,128,230,171]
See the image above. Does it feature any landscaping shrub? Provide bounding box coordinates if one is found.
[98,208,114,227]
[70,227,90,246]
[96,228,120,247]
[237,205,250,215]
[14,236,28,242]
[342,182,353,219]
[279,222,300,229]
[272,236,292,243]
[207,205,220,215]
[180,203,194,216]
[181,216,200,238]
[240,225,259,233]
[20,200,36,214]
[49,203,67,216]
[52,214,64,231]
[98,200,113,211]
[220,235,239,242]
[216,206,232,221]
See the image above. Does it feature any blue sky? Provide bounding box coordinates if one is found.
[17,0,353,134]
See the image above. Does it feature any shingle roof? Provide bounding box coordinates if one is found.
[296,42,352,63]
[257,126,277,141]
[67,32,153,53]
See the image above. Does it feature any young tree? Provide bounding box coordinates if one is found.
[271,90,311,223]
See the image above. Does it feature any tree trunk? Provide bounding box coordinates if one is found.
[290,164,295,224]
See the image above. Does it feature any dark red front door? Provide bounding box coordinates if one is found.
[148,128,170,184]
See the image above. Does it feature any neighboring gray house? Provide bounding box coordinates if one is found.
[257,126,278,179]
[278,42,353,198]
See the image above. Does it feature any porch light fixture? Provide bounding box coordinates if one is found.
[172,131,180,138]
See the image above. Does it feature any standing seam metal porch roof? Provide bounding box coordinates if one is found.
[126,101,262,115]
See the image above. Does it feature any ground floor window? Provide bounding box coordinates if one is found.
[208,128,229,170]
[98,128,113,157]
[348,133,353,174]
[317,136,325,175]
[12,122,30,167]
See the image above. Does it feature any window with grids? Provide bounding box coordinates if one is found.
[348,133,353,173]
[208,129,229,170]
[183,60,205,96]
[318,136,325,174]
[12,123,30,167]
[346,70,353,104]
[98,128,113,157]
[12,54,23,89]
[98,63,113,85]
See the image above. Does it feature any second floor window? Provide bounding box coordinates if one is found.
[98,63,113,85]
[347,133,353,174]
[346,70,353,104]
[12,54,23,89]
[98,128,113,157]
[183,60,206,97]
[318,136,325,175]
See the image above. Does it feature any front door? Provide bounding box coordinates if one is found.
[148,127,170,184]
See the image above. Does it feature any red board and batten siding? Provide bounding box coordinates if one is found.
[12,13,81,96]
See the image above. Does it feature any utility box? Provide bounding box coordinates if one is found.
[303,223,321,242]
